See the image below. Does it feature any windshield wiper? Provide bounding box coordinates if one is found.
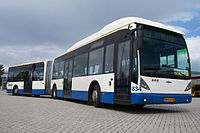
[166,69,188,79]
[146,67,188,79]
[149,69,161,77]
[174,71,188,79]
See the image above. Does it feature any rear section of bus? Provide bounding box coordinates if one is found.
[7,61,52,95]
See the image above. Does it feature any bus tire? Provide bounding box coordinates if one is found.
[135,104,145,108]
[52,86,57,99]
[13,86,18,96]
[92,84,101,107]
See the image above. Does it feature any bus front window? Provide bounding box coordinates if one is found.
[140,28,190,79]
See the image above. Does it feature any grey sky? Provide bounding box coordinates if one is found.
[0,0,200,70]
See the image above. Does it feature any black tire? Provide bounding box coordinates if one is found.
[13,86,18,96]
[135,104,145,108]
[92,85,101,107]
[52,86,57,99]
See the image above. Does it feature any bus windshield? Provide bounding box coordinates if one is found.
[140,27,190,79]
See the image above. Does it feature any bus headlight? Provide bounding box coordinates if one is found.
[185,82,191,91]
[140,78,150,90]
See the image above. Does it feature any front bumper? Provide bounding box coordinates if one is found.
[131,93,192,104]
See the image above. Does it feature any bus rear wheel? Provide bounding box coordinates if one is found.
[13,86,18,96]
[92,85,101,107]
[135,104,145,108]
[52,87,57,99]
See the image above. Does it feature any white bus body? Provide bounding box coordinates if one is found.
[51,17,191,106]
[7,61,52,95]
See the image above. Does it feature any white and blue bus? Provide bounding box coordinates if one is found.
[7,61,52,96]
[51,17,192,107]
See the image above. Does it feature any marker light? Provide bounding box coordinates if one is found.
[144,99,147,102]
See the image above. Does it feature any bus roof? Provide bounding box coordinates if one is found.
[56,17,184,59]
[9,60,48,68]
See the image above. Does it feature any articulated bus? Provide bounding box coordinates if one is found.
[7,61,52,96]
[51,17,192,107]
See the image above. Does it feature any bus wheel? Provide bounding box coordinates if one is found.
[92,85,101,107]
[135,104,145,108]
[13,86,18,96]
[52,87,57,99]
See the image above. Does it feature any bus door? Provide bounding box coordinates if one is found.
[63,59,73,97]
[24,66,33,94]
[114,40,131,104]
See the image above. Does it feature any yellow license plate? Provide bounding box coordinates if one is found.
[164,98,175,102]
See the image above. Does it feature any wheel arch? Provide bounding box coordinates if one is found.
[13,84,19,95]
[51,83,57,98]
[88,80,101,103]
[13,84,18,90]
[52,83,57,94]
[52,83,57,90]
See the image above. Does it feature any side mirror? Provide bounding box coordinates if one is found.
[132,66,138,84]
[137,25,143,50]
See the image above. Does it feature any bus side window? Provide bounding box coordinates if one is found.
[73,53,88,77]
[89,48,104,75]
[104,44,114,73]
[53,61,64,79]
[33,63,44,81]
[58,61,64,79]
[8,68,14,82]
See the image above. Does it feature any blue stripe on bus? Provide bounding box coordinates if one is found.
[55,90,88,101]
[72,91,88,101]
[32,89,45,95]
[18,89,24,94]
[7,89,24,94]
[71,91,114,103]
[131,93,192,104]
[54,90,114,104]
[50,90,52,95]
[56,90,63,97]
[101,92,114,104]
[7,89,13,93]
[7,89,45,95]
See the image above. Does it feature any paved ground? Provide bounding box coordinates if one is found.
[0,91,200,133]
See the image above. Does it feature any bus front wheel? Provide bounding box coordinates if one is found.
[92,85,101,107]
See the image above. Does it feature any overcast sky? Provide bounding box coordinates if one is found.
[0,0,200,71]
